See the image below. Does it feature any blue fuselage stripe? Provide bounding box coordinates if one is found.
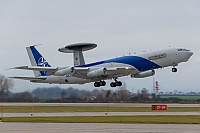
[79,56,161,71]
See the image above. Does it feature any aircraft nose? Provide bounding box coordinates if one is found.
[181,51,193,62]
[187,51,193,57]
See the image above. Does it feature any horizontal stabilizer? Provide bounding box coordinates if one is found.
[10,66,57,71]
[9,76,47,81]
[10,66,58,75]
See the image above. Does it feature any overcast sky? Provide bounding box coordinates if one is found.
[0,0,199,93]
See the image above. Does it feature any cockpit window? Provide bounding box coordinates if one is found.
[177,48,190,51]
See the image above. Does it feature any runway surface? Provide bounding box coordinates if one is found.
[0,123,199,133]
[0,103,199,107]
[2,112,200,117]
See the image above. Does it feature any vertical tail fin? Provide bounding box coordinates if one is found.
[26,45,51,77]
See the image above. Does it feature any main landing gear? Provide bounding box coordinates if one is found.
[172,67,177,72]
[94,79,123,88]
[110,78,122,87]
[94,81,106,87]
[110,81,122,87]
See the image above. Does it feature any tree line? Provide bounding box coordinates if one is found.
[0,74,199,103]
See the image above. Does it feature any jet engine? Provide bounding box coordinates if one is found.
[87,67,107,77]
[131,70,155,78]
[54,67,74,76]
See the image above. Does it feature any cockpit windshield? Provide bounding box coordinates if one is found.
[177,48,190,52]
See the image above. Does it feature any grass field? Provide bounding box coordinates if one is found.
[2,116,200,124]
[0,106,199,113]
[160,95,200,100]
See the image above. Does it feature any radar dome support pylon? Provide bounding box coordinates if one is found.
[58,43,97,66]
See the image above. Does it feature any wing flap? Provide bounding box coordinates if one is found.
[74,67,89,72]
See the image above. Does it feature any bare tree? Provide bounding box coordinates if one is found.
[0,75,14,100]
[141,88,149,98]
[114,82,131,101]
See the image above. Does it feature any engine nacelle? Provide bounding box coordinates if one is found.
[87,67,107,77]
[54,67,74,76]
[131,70,155,78]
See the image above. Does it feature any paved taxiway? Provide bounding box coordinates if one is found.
[0,123,199,133]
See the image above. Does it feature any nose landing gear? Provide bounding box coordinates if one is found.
[172,67,177,72]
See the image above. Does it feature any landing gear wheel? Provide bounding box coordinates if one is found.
[94,82,100,87]
[94,81,106,87]
[116,81,122,86]
[99,81,106,86]
[172,68,177,72]
[110,82,116,87]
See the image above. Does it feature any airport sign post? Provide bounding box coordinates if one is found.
[152,105,168,110]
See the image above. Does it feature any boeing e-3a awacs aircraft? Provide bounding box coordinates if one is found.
[10,43,193,87]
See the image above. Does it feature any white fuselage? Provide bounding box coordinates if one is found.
[33,47,193,84]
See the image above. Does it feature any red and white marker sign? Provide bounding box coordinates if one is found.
[152,105,168,110]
